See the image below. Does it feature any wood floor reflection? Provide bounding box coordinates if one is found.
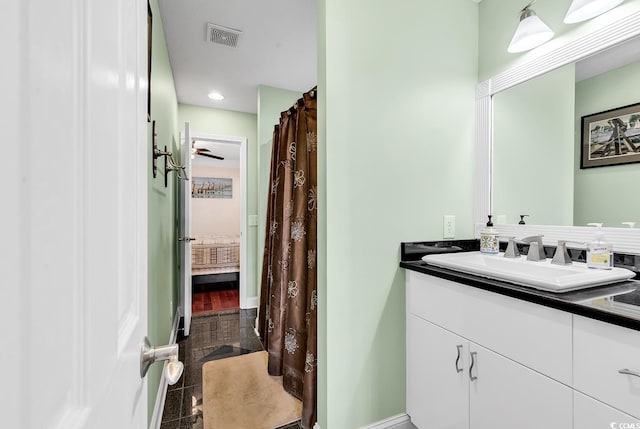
[192,287,239,315]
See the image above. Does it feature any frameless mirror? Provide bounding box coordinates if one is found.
[492,36,640,228]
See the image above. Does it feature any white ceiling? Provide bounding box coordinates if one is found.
[158,0,317,114]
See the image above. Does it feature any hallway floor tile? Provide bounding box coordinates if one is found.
[160,309,302,429]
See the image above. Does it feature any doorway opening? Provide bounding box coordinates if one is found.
[188,133,248,315]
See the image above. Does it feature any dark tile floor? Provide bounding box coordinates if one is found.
[160,308,302,429]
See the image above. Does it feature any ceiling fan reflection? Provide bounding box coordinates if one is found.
[192,141,224,160]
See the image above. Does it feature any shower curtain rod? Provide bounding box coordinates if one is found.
[285,88,317,116]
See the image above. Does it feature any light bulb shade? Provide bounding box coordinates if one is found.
[508,13,554,53]
[564,0,625,23]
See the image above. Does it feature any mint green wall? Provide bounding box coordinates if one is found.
[479,0,640,81]
[574,61,640,227]
[258,85,303,147]
[493,64,575,225]
[147,0,179,422]
[257,85,303,287]
[177,104,259,298]
[318,0,478,426]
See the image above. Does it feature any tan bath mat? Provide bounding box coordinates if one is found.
[202,351,302,429]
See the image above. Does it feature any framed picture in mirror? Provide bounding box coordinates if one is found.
[581,102,640,169]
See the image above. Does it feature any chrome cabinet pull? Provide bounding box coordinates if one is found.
[618,368,640,378]
[469,351,478,381]
[455,345,463,373]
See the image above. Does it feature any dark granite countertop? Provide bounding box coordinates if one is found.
[400,241,640,332]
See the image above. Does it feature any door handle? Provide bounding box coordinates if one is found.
[618,368,640,378]
[455,345,463,373]
[140,336,184,385]
[179,237,196,242]
[469,351,478,381]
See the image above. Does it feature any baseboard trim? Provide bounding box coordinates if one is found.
[361,413,411,429]
[313,413,410,429]
[242,295,259,309]
[149,310,181,429]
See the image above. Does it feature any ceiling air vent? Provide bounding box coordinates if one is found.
[206,23,242,48]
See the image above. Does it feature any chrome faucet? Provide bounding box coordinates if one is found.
[520,235,546,262]
[502,236,520,258]
[551,240,585,265]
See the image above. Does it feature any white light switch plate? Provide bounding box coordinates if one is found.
[443,215,455,239]
[249,214,258,226]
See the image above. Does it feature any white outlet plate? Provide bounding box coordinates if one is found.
[443,215,455,239]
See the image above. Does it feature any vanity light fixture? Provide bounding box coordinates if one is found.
[508,1,554,53]
[207,91,224,101]
[564,0,625,24]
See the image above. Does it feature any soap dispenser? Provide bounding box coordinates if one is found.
[480,215,499,254]
[586,223,613,270]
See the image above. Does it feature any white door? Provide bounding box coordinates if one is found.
[469,343,572,429]
[407,315,469,429]
[180,122,193,336]
[4,0,149,428]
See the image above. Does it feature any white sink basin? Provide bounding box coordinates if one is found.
[422,251,636,293]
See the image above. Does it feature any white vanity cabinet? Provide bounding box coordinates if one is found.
[469,342,572,429]
[574,392,640,429]
[408,314,573,429]
[406,271,573,429]
[407,315,468,429]
[573,315,640,420]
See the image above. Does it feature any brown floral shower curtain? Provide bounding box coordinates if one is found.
[259,88,317,429]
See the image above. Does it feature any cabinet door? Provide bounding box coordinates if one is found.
[469,343,572,429]
[574,391,640,429]
[407,315,469,429]
[574,315,640,419]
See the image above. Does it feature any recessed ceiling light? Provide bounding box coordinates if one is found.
[208,92,224,101]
